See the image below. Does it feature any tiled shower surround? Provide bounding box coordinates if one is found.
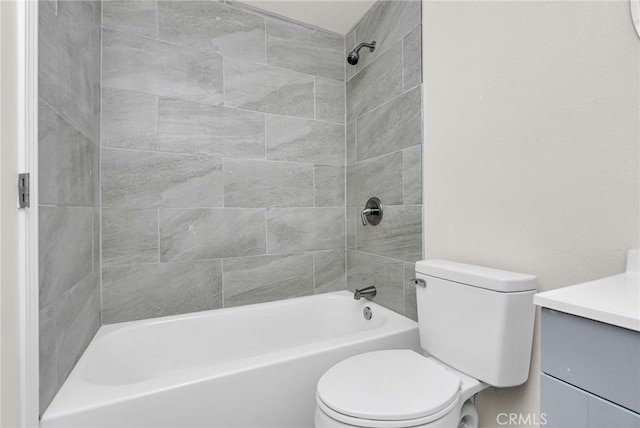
[346,1,423,319]
[100,0,422,324]
[39,0,422,415]
[100,0,348,323]
[38,0,102,413]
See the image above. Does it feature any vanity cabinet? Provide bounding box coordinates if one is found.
[540,308,640,427]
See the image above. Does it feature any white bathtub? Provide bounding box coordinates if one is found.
[41,291,420,427]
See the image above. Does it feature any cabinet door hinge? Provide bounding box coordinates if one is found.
[18,173,30,209]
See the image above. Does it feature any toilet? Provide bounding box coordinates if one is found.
[314,260,538,428]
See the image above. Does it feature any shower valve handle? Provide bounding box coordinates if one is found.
[361,197,383,226]
[361,208,380,226]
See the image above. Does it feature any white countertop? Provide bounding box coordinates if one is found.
[534,250,640,332]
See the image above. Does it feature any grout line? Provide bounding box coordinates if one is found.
[264,114,268,159]
[101,145,346,169]
[351,83,420,124]
[98,7,104,325]
[221,260,226,308]
[264,16,268,64]
[100,205,351,211]
[157,208,161,264]
[312,165,317,207]
[354,119,358,163]
[313,76,317,120]
[154,0,159,39]
[264,208,269,255]
[402,262,407,316]
[103,248,346,270]
[104,85,344,125]
[312,253,316,294]
[402,148,406,204]
[401,33,405,91]
[39,98,97,147]
[343,28,350,291]
[221,56,226,105]
[154,95,159,145]
[347,142,422,167]
[347,249,411,266]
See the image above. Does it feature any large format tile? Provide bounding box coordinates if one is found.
[356,87,422,161]
[224,58,314,118]
[93,208,100,271]
[38,102,58,205]
[346,121,356,165]
[314,250,346,294]
[102,260,223,323]
[347,207,357,249]
[39,0,101,143]
[103,28,224,105]
[346,151,404,207]
[224,159,314,207]
[347,250,404,314]
[266,17,344,80]
[347,42,403,121]
[101,148,223,208]
[39,206,93,309]
[404,262,418,321]
[159,208,266,261]
[158,99,265,158]
[54,272,100,382]
[101,88,158,151]
[316,77,345,124]
[357,205,422,262]
[39,103,96,207]
[266,207,344,254]
[158,1,265,63]
[403,25,422,90]
[57,125,96,208]
[354,0,421,73]
[102,0,158,38]
[102,208,159,267]
[266,116,344,165]
[403,145,422,205]
[223,253,313,307]
[314,165,345,207]
[39,305,58,414]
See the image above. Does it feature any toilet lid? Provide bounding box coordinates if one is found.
[317,350,461,422]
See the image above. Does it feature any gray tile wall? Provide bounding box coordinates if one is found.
[100,0,347,324]
[38,0,422,415]
[38,0,101,414]
[345,0,423,320]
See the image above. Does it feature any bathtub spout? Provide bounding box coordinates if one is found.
[354,286,377,300]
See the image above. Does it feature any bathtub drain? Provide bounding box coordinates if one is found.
[363,306,372,320]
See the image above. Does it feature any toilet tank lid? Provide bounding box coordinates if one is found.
[415,260,537,292]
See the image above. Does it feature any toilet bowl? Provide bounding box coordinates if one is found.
[314,350,484,428]
[314,260,538,428]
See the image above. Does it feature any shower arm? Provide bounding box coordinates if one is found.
[354,42,376,53]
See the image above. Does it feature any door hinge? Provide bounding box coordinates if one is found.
[18,173,30,209]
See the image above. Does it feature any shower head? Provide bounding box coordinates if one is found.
[347,50,360,65]
[347,41,376,65]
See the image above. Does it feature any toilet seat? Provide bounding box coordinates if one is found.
[316,350,462,427]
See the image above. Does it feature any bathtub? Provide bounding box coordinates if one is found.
[41,291,420,427]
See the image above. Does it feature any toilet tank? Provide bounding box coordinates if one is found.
[415,260,537,387]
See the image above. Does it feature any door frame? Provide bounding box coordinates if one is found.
[17,0,40,424]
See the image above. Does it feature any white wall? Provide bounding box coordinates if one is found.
[1,0,24,426]
[422,1,639,426]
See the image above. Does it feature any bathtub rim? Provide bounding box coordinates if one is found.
[42,291,418,421]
